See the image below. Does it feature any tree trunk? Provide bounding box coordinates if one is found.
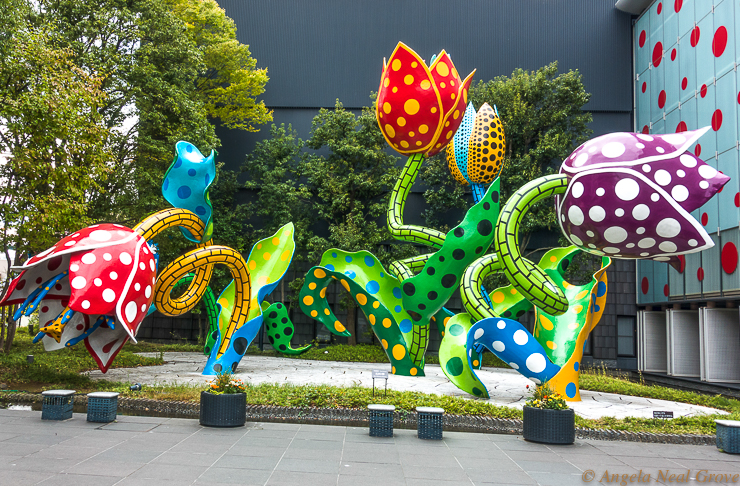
[346,299,357,345]
[0,306,5,353]
[3,308,16,353]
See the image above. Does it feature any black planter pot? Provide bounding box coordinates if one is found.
[199,391,246,427]
[522,406,575,444]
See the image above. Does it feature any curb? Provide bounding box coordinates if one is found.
[0,392,716,445]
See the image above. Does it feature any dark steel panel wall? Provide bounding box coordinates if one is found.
[217,0,633,112]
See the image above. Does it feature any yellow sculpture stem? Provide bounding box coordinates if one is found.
[135,208,252,359]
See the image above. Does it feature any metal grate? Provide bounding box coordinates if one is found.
[700,308,740,383]
[638,311,667,373]
[667,310,700,378]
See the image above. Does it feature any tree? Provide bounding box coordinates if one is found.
[0,1,113,351]
[301,101,416,343]
[468,62,592,251]
[168,0,272,132]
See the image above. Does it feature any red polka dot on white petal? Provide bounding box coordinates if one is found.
[119,252,132,265]
[81,300,91,310]
[89,230,112,242]
[103,253,112,261]
[102,288,116,302]
[81,253,96,265]
[71,276,87,289]
[110,271,118,280]
[124,301,137,322]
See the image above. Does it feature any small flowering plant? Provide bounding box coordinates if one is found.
[206,371,247,395]
[525,382,569,410]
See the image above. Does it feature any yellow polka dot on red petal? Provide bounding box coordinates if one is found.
[385,124,396,138]
[451,80,455,86]
[440,82,446,88]
[416,141,422,146]
[411,61,418,68]
[431,107,437,113]
[436,62,449,76]
[397,117,406,127]
[420,79,431,90]
[392,87,398,93]
[400,141,409,148]
[404,75,414,85]
[409,131,415,137]
[446,131,452,139]
[452,68,458,78]
[453,110,460,119]
[384,78,389,87]
[404,99,420,115]
[383,102,391,114]
[464,90,468,103]
[419,125,429,134]
[392,59,401,71]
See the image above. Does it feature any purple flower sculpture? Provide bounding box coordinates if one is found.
[556,127,729,270]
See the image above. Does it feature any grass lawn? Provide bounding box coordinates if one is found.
[1,329,737,435]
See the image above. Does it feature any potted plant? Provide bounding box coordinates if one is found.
[199,372,247,427]
[522,382,575,444]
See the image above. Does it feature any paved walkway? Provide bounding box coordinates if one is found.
[86,353,727,420]
[0,409,738,486]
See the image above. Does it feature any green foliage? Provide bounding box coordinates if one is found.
[206,371,247,394]
[468,62,592,245]
[525,382,569,410]
[0,2,112,259]
[168,0,272,131]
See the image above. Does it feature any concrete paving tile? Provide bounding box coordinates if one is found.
[402,464,469,481]
[667,458,740,472]
[223,444,286,458]
[86,447,164,463]
[169,438,235,454]
[293,431,346,442]
[344,432,395,443]
[213,454,280,470]
[339,461,404,477]
[0,441,48,456]
[197,467,272,484]
[447,446,509,460]
[288,438,345,450]
[283,447,342,461]
[37,472,122,485]
[466,468,536,484]
[117,478,193,486]
[152,451,222,467]
[275,457,340,474]
[556,452,626,467]
[337,474,406,486]
[245,429,297,439]
[299,424,346,433]
[126,463,209,481]
[252,422,301,430]
[0,469,55,485]
[98,422,159,432]
[148,424,197,435]
[513,460,582,474]
[615,455,686,469]
[493,439,552,452]
[0,454,23,465]
[455,455,521,470]
[51,435,125,450]
[236,436,293,449]
[400,452,460,468]
[62,459,146,477]
[527,472,587,486]
[265,470,338,486]
[406,478,474,486]
[505,450,569,463]
[340,449,401,464]
[0,432,19,441]
[25,445,100,461]
[6,455,69,473]
[115,415,168,424]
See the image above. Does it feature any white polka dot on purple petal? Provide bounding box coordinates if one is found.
[602,142,626,158]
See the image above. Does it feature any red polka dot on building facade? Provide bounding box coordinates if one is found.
[681,77,688,90]
[671,48,677,61]
[712,109,723,131]
[676,121,687,132]
[697,267,705,281]
[639,30,646,48]
[690,26,700,47]
[701,212,708,226]
[652,42,663,67]
[674,0,682,12]
[722,242,738,274]
[713,26,728,57]
[641,277,649,295]
[734,192,740,207]
[694,144,701,156]
[642,125,650,134]
[642,82,647,93]
[657,2,662,14]
[658,90,666,108]
[700,84,708,98]
[663,284,669,297]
